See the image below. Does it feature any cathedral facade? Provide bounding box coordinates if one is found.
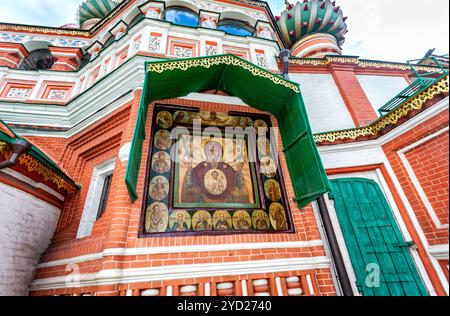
[0,0,448,296]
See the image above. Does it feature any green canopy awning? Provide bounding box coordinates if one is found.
[125,54,330,208]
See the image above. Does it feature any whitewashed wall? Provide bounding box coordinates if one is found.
[289,73,355,133]
[357,75,409,116]
[0,182,61,296]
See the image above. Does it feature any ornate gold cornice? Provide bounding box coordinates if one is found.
[314,75,449,144]
[0,23,90,37]
[234,0,268,7]
[147,55,300,93]
[287,56,446,73]
[0,140,77,194]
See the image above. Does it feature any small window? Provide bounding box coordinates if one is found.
[77,160,115,239]
[96,173,113,220]
[218,19,254,37]
[164,7,199,27]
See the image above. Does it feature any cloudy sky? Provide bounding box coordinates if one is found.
[0,0,448,62]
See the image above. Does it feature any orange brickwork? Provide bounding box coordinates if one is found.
[383,109,449,246]
[28,93,336,296]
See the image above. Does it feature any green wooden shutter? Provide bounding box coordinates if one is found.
[330,178,428,296]
[125,55,330,204]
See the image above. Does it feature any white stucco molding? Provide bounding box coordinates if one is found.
[30,256,331,291]
[36,240,324,269]
[428,245,450,260]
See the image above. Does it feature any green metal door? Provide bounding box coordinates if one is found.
[330,178,428,296]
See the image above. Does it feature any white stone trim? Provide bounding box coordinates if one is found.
[76,159,116,239]
[306,274,314,295]
[241,280,248,296]
[428,245,450,260]
[275,277,283,296]
[37,240,324,269]
[397,127,449,229]
[30,256,331,291]
[204,282,211,296]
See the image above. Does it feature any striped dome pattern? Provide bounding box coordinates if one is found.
[277,0,348,48]
[79,0,120,26]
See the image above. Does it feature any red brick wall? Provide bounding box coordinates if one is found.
[383,109,449,246]
[29,94,335,296]
[404,131,449,226]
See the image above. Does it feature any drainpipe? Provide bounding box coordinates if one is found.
[278,51,354,296]
[0,139,32,169]
[279,49,291,80]
[317,195,354,296]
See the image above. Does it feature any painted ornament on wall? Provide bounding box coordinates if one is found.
[154,130,172,150]
[233,210,252,230]
[169,210,191,232]
[192,210,213,231]
[149,175,169,201]
[152,151,171,174]
[252,210,270,230]
[145,202,169,233]
[143,106,292,235]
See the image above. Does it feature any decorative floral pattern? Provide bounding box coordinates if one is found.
[145,8,161,19]
[131,40,142,53]
[257,27,273,40]
[201,16,217,29]
[287,56,445,73]
[255,52,268,68]
[6,88,32,99]
[314,75,450,143]
[173,46,194,58]
[48,89,68,100]
[149,35,161,53]
[0,32,88,48]
[147,55,300,92]
[205,45,218,56]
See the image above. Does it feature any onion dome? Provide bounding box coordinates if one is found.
[277,0,348,54]
[79,0,119,28]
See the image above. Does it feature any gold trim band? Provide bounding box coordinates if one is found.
[287,56,446,73]
[0,141,77,194]
[314,75,449,143]
[147,55,300,93]
[0,23,89,37]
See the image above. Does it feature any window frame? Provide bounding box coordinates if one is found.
[217,19,255,37]
[163,6,200,28]
[76,159,115,239]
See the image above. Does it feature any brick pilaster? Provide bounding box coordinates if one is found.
[330,63,378,126]
[102,89,143,252]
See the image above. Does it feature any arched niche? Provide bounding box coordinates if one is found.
[219,10,257,28]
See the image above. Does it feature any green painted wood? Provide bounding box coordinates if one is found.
[330,178,428,296]
[125,55,330,207]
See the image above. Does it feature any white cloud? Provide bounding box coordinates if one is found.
[329,0,449,62]
[0,0,448,62]
[0,0,80,27]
